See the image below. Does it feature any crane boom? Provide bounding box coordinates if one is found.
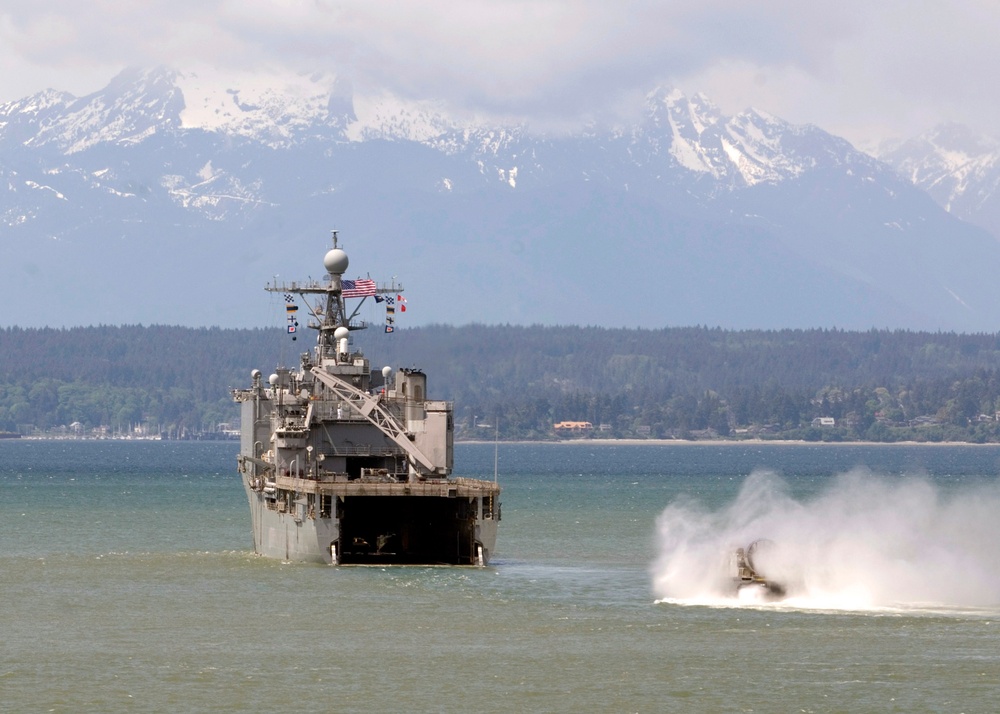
[309,366,441,476]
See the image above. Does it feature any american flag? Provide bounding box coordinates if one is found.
[342,278,376,298]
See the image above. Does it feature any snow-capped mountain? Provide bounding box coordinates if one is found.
[3,67,1000,333]
[634,88,848,187]
[876,123,1000,240]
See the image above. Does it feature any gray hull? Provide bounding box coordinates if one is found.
[242,472,499,565]
[243,477,338,563]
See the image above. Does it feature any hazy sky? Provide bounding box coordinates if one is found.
[0,1,996,149]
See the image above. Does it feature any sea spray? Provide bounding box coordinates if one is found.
[652,468,1000,610]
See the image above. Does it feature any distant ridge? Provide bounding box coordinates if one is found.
[3,67,1000,332]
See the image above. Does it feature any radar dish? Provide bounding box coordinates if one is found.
[334,327,350,340]
[324,248,349,275]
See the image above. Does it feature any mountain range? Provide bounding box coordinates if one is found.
[3,66,1000,332]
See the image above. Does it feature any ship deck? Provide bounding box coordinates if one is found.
[273,474,500,498]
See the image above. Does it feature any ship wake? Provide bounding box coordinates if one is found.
[652,468,1000,613]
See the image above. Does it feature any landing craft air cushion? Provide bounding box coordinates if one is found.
[733,539,787,599]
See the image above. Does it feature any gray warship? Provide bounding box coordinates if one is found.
[232,233,500,565]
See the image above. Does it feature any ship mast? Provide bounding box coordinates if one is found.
[264,230,400,363]
[316,230,350,360]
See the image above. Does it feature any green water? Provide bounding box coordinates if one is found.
[2,441,999,712]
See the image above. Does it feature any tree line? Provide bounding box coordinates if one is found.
[4,324,1000,441]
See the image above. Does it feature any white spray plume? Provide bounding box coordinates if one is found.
[652,468,1000,611]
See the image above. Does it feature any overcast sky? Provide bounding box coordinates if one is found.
[0,1,996,149]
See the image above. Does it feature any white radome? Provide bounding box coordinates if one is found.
[324,248,349,275]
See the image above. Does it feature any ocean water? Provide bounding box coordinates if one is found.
[2,440,1000,713]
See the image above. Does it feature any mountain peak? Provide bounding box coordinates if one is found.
[0,88,75,118]
[174,67,355,145]
[877,122,1000,231]
[878,122,999,172]
[923,122,999,156]
[20,65,184,153]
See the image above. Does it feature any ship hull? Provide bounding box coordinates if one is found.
[242,473,499,565]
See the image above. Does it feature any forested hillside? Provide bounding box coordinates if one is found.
[4,324,1000,441]
[0,326,285,437]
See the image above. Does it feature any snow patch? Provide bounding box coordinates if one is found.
[348,91,453,143]
[24,180,66,200]
[175,67,349,147]
[944,286,971,310]
[496,166,518,188]
[721,138,743,167]
[198,161,215,182]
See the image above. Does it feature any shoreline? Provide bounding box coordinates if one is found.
[8,435,1000,447]
[459,438,1000,446]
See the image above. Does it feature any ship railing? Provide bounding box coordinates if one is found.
[267,279,330,293]
[325,444,401,457]
[267,278,403,296]
[310,402,355,421]
[310,400,405,422]
[276,473,350,491]
[448,477,503,494]
[315,471,351,483]
[276,471,409,492]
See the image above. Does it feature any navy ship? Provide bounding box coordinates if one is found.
[233,232,500,565]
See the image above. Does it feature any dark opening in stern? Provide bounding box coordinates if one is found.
[337,495,478,565]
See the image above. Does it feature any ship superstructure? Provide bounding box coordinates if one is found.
[233,233,500,565]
